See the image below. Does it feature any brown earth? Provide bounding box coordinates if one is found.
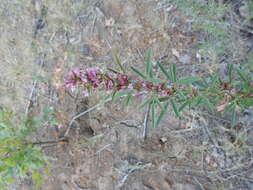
[1,0,253,190]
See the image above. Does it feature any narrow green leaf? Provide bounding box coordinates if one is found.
[202,97,214,112]
[146,48,153,78]
[190,96,202,108]
[171,98,179,117]
[107,67,121,74]
[170,64,177,82]
[154,99,164,110]
[236,68,247,82]
[155,102,169,127]
[228,64,233,83]
[139,98,153,109]
[124,93,132,106]
[131,66,147,79]
[158,96,170,102]
[177,77,201,85]
[111,90,117,101]
[223,102,235,116]
[178,100,189,113]
[177,89,187,99]
[113,53,126,74]
[209,74,219,85]
[157,61,171,80]
[193,80,208,89]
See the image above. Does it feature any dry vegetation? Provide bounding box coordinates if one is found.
[0,0,253,190]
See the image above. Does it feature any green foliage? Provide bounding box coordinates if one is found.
[114,49,253,128]
[0,107,50,189]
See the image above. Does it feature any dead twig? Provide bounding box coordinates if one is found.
[63,102,103,138]
[94,144,112,155]
[193,177,205,190]
[25,54,46,117]
[143,103,151,140]
[116,162,151,189]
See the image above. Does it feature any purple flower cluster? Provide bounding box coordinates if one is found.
[64,68,177,97]
[64,68,241,109]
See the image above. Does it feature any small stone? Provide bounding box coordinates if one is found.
[172,48,180,58]
[160,137,168,143]
[105,17,115,27]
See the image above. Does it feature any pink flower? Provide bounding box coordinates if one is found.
[229,89,236,95]
[155,83,165,92]
[142,81,153,90]
[82,90,89,97]
[64,75,79,87]
[72,69,82,77]
[117,75,129,85]
[106,79,114,90]
[160,90,168,96]
[85,69,98,82]
[127,84,133,89]
[191,85,198,90]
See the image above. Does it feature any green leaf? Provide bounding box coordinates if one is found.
[43,107,54,116]
[107,67,121,74]
[113,53,126,74]
[171,98,179,117]
[228,64,233,83]
[32,172,44,189]
[190,96,203,108]
[139,98,153,109]
[238,97,253,109]
[177,89,187,99]
[154,99,164,110]
[224,102,235,116]
[235,68,247,82]
[209,74,219,85]
[177,77,201,85]
[131,66,147,79]
[202,97,214,112]
[124,93,133,106]
[5,176,14,184]
[178,100,189,113]
[157,61,171,80]
[193,80,208,89]
[155,102,169,127]
[170,64,177,82]
[158,96,170,102]
[146,48,153,78]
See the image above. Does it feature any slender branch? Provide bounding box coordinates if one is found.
[143,103,151,140]
[62,97,112,138]
[32,139,67,145]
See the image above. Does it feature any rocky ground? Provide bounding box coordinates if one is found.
[1,0,253,189]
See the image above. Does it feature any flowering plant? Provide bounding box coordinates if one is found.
[65,49,253,127]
